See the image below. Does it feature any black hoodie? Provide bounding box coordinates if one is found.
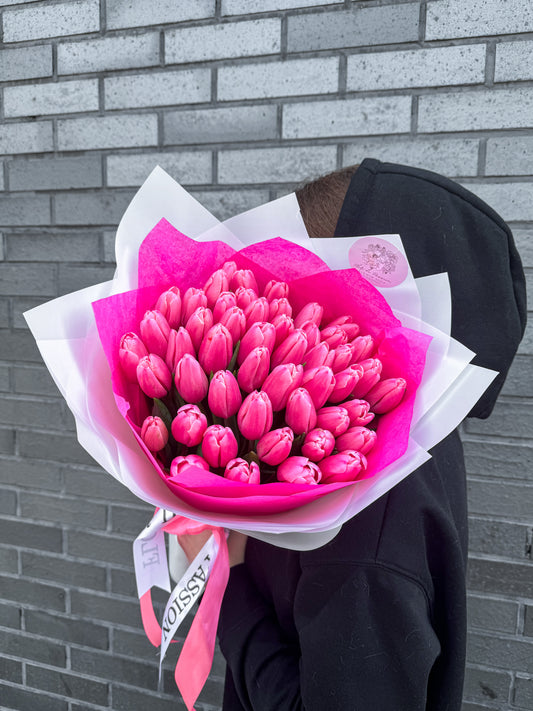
[217,159,527,711]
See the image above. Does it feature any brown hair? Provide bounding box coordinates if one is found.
[295,165,358,239]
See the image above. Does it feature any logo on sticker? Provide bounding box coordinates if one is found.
[349,237,408,287]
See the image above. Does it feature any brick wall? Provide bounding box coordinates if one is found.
[0,1,531,710]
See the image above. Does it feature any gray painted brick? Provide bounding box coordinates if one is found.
[21,551,107,591]
[6,232,101,262]
[0,685,68,711]
[1,657,22,684]
[283,97,411,139]
[463,439,533,480]
[469,517,531,559]
[58,264,117,293]
[0,427,15,455]
[111,504,153,536]
[71,647,159,690]
[18,430,95,465]
[463,666,511,705]
[164,105,278,145]
[501,356,533,397]
[218,57,338,100]
[67,529,132,565]
[8,156,102,191]
[0,45,52,81]
[70,589,141,626]
[0,490,16,515]
[112,685,185,711]
[0,121,53,156]
[0,574,65,609]
[54,192,134,226]
[0,601,21,628]
[419,88,533,133]
[495,39,533,82]
[514,228,533,267]
[57,114,158,151]
[426,0,533,40]
[25,665,109,706]
[518,321,533,356]
[222,0,339,12]
[0,457,62,491]
[347,45,485,92]
[343,138,479,177]
[468,558,533,599]
[288,4,419,52]
[0,0,42,4]
[0,165,4,191]
[0,300,9,328]
[467,595,518,634]
[468,630,533,674]
[486,136,533,176]
[165,18,281,64]
[218,145,337,184]
[0,364,10,391]
[525,606,533,637]
[105,68,210,110]
[20,492,107,530]
[25,609,109,649]
[58,32,159,74]
[515,676,533,709]
[1,628,66,666]
[460,181,533,223]
[0,195,51,227]
[191,188,270,220]
[468,478,533,520]
[110,567,137,598]
[107,0,215,29]
[0,263,55,296]
[106,150,212,187]
[4,79,98,119]
[0,330,44,363]
[103,230,117,263]
[2,0,100,42]
[14,296,54,329]
[64,467,139,504]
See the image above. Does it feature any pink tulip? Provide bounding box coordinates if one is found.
[182,287,208,325]
[238,322,276,365]
[119,332,148,381]
[185,306,214,353]
[321,324,347,349]
[244,296,270,328]
[329,364,364,403]
[257,427,294,465]
[269,297,292,321]
[219,306,247,343]
[174,354,208,403]
[294,302,323,329]
[208,370,242,418]
[300,320,320,352]
[285,387,317,435]
[202,425,238,468]
[224,458,261,485]
[221,260,238,279]
[169,454,209,477]
[171,404,208,447]
[305,341,330,370]
[302,366,336,409]
[365,377,407,414]
[166,327,195,372]
[326,343,354,373]
[203,269,230,308]
[271,313,294,347]
[342,399,375,426]
[301,428,335,462]
[198,323,233,374]
[136,354,172,398]
[277,456,321,485]
[271,328,308,368]
[213,291,237,322]
[261,363,303,411]
[316,405,350,437]
[327,315,360,340]
[264,279,289,301]
[319,451,367,483]
[140,310,171,358]
[237,390,273,440]
[141,416,168,452]
[352,358,382,398]
[238,346,270,393]
[230,269,258,294]
[350,335,376,362]
[336,426,377,455]
[155,287,182,329]
[235,286,258,310]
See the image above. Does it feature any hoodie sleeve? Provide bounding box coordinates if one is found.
[335,159,527,418]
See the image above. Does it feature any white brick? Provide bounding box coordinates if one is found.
[58,114,158,151]
[495,40,533,82]
[164,105,278,145]
[218,57,338,101]
[0,122,53,156]
[191,189,270,221]
[426,0,533,40]
[283,97,411,139]
[343,139,480,177]
[58,33,160,75]
[105,69,211,110]
[0,45,52,81]
[106,0,215,30]
[4,80,99,118]
[0,164,4,191]
[106,151,212,187]
[3,0,100,42]
[347,45,485,91]
[460,181,533,222]
[222,0,340,13]
[486,137,533,176]
[165,18,281,64]
[418,88,533,132]
[218,146,337,184]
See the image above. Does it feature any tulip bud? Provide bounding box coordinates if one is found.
[136,354,172,398]
[202,425,238,468]
[271,313,294,347]
[174,354,208,403]
[277,456,321,485]
[365,377,407,414]
[140,310,171,358]
[257,427,294,466]
[171,404,208,447]
[169,454,210,477]
[119,332,148,381]
[328,364,364,403]
[203,269,230,308]
[342,399,375,426]
[185,306,214,353]
[300,320,320,352]
[350,335,376,362]
[221,260,238,279]
[231,269,258,294]
[268,297,292,321]
[264,280,289,302]
[182,287,208,325]
[351,358,382,398]
[166,327,195,372]
[302,366,336,409]
[198,323,233,374]
[320,324,347,349]
[219,306,247,343]
[208,370,242,418]
[285,387,317,435]
[325,343,354,373]
[271,328,308,368]
[155,287,182,329]
[301,428,335,462]
[244,296,269,328]
[261,363,303,411]
[316,405,350,437]
[319,451,367,484]
[235,286,258,310]
[327,315,360,340]
[294,302,323,329]
[224,458,261,485]
[305,341,330,370]
[141,416,168,452]
[336,426,377,455]
[238,346,270,393]
[213,291,237,322]
[238,321,276,365]
[237,390,273,440]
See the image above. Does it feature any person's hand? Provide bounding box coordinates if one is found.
[177,529,247,567]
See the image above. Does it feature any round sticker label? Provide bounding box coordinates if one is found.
[349,236,409,288]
